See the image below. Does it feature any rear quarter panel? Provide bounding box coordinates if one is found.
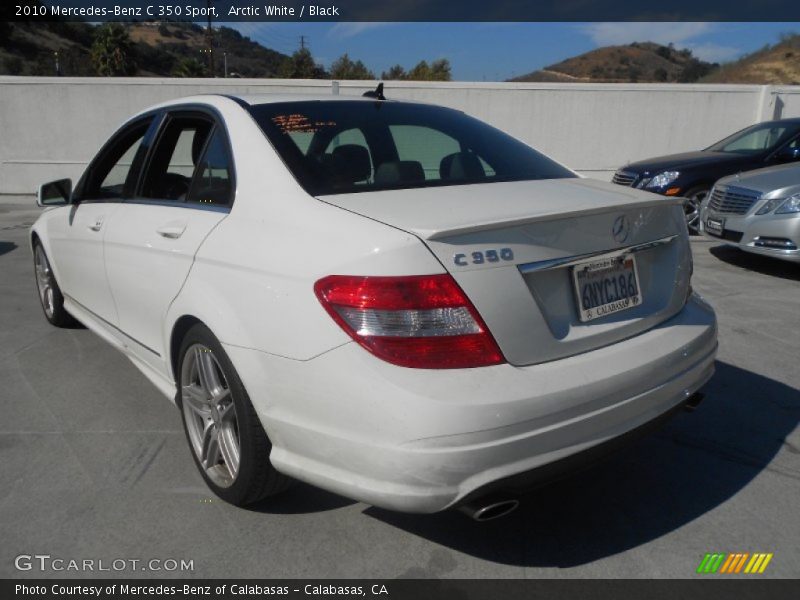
[163,98,444,374]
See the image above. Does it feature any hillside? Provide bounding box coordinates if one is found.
[701,34,800,84]
[0,21,290,78]
[511,42,718,83]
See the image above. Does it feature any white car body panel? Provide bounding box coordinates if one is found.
[171,204,443,367]
[224,294,715,512]
[324,181,691,365]
[103,203,226,374]
[46,202,122,326]
[30,93,717,513]
[321,177,675,240]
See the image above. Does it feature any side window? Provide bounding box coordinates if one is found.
[140,116,212,201]
[327,128,370,152]
[389,125,463,180]
[186,128,234,207]
[723,127,787,152]
[83,118,152,199]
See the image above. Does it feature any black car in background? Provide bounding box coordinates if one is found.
[612,118,800,231]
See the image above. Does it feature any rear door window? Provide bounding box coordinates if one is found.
[186,128,234,207]
[140,116,213,201]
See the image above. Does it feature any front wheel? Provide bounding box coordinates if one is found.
[177,323,292,506]
[33,241,75,327]
[683,187,709,234]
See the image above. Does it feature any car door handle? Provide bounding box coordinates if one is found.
[88,218,103,232]
[156,222,187,239]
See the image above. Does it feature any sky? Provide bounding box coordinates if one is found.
[227,22,800,81]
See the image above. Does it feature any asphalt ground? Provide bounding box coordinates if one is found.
[1,197,798,579]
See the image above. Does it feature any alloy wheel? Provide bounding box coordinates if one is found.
[684,190,707,231]
[181,344,241,488]
[34,245,55,319]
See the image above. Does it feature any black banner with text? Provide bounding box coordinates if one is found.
[4,0,800,22]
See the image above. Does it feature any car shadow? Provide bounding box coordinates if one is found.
[0,241,17,257]
[247,481,356,514]
[709,245,800,281]
[362,361,799,567]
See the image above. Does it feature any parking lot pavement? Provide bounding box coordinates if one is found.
[1,196,798,579]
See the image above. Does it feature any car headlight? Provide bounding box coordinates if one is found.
[646,171,680,189]
[756,197,785,215]
[776,194,800,214]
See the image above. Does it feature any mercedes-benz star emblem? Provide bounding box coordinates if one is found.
[612,215,630,244]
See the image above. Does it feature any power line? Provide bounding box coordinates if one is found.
[205,0,215,76]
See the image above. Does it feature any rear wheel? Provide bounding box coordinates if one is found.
[683,186,709,234]
[33,241,75,327]
[177,323,292,506]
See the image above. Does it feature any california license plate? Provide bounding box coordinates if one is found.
[705,216,724,235]
[572,255,642,322]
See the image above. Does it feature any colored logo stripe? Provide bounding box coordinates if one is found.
[698,552,773,574]
[697,553,726,573]
[719,554,736,573]
[745,553,774,574]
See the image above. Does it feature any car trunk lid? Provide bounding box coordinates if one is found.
[319,178,691,366]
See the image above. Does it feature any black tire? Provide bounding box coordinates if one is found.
[32,240,76,327]
[682,186,710,235]
[176,322,292,506]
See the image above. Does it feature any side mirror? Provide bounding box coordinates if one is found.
[37,179,72,207]
[774,146,800,163]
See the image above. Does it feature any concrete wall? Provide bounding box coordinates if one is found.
[1,76,799,195]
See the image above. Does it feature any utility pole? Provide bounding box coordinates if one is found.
[205,0,214,76]
[299,35,306,50]
[223,52,228,78]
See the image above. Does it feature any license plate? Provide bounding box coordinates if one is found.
[705,216,724,235]
[572,255,642,322]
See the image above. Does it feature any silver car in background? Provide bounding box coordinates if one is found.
[699,163,800,263]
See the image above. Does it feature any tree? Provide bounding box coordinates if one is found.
[381,64,407,80]
[407,60,431,80]
[330,53,374,80]
[91,23,137,76]
[280,47,327,79]
[0,21,11,43]
[405,59,452,81]
[656,45,671,60]
[678,59,716,83]
[3,56,23,75]
[429,58,452,81]
[172,57,207,77]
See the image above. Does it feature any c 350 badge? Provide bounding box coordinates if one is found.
[454,248,514,266]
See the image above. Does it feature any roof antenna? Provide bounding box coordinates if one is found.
[362,82,385,100]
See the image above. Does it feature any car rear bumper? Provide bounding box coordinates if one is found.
[226,294,717,513]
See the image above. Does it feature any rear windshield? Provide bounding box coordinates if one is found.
[246,100,575,196]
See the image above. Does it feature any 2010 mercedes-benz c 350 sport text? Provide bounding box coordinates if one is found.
[30,92,717,520]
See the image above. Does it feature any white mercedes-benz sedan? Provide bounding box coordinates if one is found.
[31,93,717,520]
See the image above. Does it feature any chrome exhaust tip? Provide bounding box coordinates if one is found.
[458,497,520,522]
[684,391,706,412]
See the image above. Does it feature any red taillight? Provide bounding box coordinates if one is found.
[314,274,505,369]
